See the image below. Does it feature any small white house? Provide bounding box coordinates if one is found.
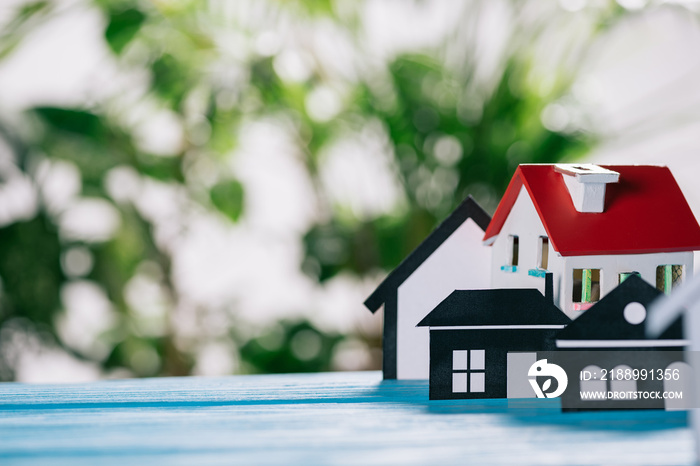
[364,197,492,380]
[483,164,700,319]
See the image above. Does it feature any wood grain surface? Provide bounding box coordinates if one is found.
[0,371,693,465]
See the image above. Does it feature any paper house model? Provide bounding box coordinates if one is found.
[417,274,571,400]
[364,196,491,380]
[483,164,700,319]
[554,274,687,411]
[648,273,700,457]
[364,163,700,382]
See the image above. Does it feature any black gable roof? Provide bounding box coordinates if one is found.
[556,275,683,341]
[364,196,490,313]
[416,288,571,327]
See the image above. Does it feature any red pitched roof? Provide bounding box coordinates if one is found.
[483,165,700,256]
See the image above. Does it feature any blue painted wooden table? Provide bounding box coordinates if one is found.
[0,371,693,465]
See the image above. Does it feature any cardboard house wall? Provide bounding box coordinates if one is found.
[490,185,694,319]
[364,197,492,380]
[395,217,491,379]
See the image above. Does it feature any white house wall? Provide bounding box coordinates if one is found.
[396,218,492,379]
[490,187,550,295]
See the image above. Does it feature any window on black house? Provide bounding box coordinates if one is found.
[452,350,485,393]
[572,269,601,307]
[656,265,683,294]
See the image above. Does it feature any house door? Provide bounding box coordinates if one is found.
[507,352,538,398]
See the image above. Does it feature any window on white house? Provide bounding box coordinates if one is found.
[509,235,519,267]
[538,236,549,270]
[619,272,640,284]
[452,349,486,393]
[656,265,683,294]
[572,269,601,304]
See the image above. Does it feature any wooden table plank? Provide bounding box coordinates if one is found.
[0,371,693,465]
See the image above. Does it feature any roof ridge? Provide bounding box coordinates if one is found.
[484,164,700,256]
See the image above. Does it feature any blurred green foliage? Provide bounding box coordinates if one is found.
[0,0,624,380]
[240,321,342,374]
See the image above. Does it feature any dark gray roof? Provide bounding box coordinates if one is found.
[417,288,571,327]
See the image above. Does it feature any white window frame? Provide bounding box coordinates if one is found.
[452,349,486,393]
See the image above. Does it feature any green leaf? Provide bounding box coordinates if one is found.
[105,8,145,55]
[0,215,63,327]
[15,0,50,20]
[210,180,245,222]
[136,154,185,183]
[152,53,190,108]
[34,107,106,139]
[0,1,51,60]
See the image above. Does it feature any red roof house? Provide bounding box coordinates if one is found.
[485,164,700,317]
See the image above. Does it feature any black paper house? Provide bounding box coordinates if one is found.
[554,274,688,411]
[417,275,570,400]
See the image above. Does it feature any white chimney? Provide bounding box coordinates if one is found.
[554,164,620,213]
